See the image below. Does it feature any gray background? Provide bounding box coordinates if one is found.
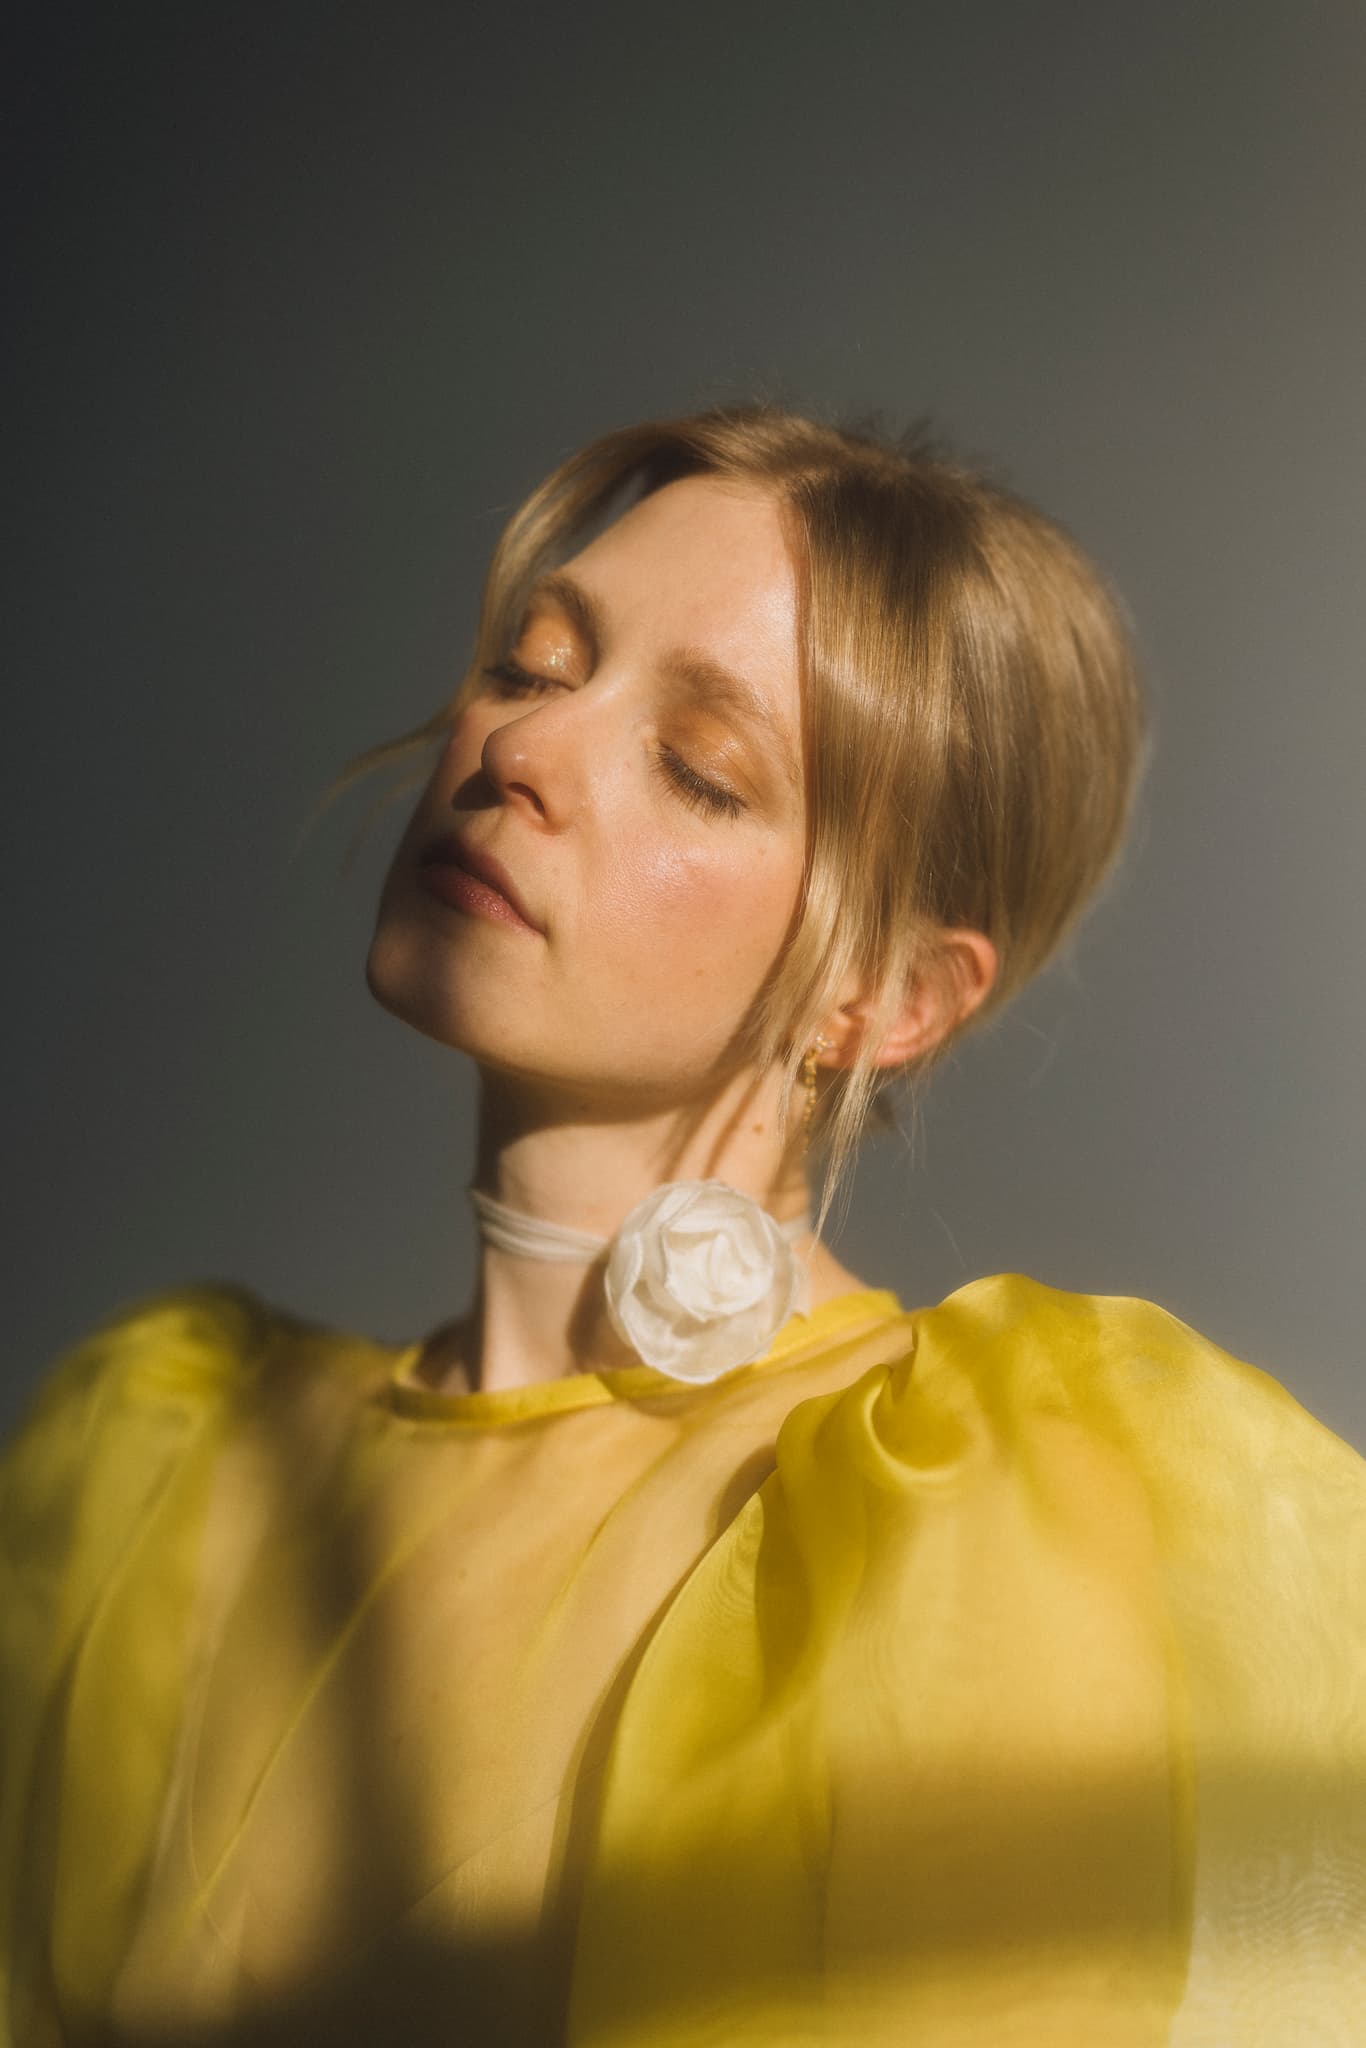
[5,3,1363,1450]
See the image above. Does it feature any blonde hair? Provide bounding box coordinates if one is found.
[307,403,1151,1244]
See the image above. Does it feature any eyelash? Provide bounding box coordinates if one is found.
[480,659,746,820]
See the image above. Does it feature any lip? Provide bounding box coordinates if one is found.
[418,830,543,934]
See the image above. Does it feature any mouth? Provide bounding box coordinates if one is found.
[418,831,543,934]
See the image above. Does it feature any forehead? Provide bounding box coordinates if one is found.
[558,474,798,673]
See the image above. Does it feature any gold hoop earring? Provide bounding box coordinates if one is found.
[801,1034,833,1159]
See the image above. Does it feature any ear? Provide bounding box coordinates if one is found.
[817,928,998,1072]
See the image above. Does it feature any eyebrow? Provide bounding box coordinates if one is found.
[522,570,801,796]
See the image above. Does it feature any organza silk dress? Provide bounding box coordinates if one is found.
[2,1271,1364,2044]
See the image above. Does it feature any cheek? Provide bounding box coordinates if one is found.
[599,839,801,992]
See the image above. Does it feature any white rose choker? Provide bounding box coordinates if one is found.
[467,1179,814,1384]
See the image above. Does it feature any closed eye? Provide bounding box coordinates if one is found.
[479,659,746,820]
[482,658,561,697]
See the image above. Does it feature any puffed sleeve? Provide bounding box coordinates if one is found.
[0,1283,271,2045]
[565,1272,1366,2048]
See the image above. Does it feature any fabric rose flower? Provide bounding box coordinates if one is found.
[604,1178,809,1383]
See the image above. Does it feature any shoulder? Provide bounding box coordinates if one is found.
[7,1280,275,1445]
[776,1269,1366,1521]
[0,1281,281,1538]
[900,1268,1350,1441]
[763,1270,1366,1731]
[2,1281,404,1528]
[0,1284,285,1731]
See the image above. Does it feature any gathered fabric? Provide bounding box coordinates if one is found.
[1,1272,1364,2045]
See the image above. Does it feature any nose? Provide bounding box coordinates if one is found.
[476,688,601,828]
[479,714,546,820]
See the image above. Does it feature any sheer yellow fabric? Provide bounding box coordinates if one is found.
[1,1273,1363,2045]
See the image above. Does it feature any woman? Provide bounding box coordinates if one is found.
[2,405,1363,2045]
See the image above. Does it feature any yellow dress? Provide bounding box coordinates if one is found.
[2,1272,1364,2046]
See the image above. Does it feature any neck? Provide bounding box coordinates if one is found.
[432,1066,819,1397]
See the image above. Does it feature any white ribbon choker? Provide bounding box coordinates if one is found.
[468,1179,816,1385]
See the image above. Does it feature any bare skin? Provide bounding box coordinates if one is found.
[366,475,996,1395]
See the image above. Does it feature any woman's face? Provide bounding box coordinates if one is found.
[367,474,810,1112]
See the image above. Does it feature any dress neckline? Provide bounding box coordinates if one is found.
[384,1286,906,1428]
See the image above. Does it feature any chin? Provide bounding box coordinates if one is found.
[362,931,519,1065]
[364,931,458,1044]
